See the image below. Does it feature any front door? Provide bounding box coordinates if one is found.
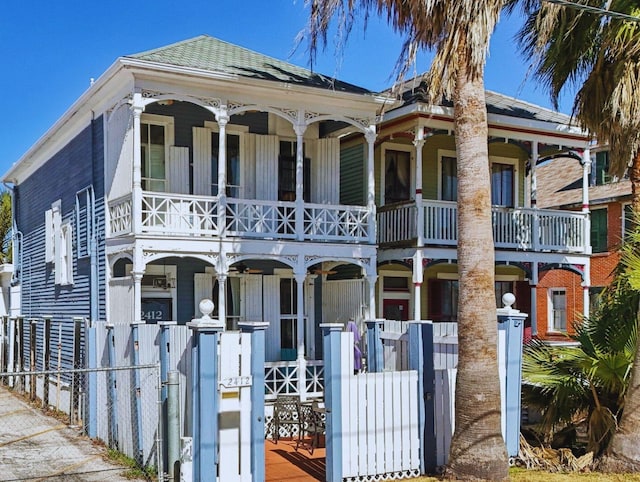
[383,299,409,321]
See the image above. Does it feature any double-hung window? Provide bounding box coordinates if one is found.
[441,155,457,201]
[140,115,173,193]
[278,141,310,202]
[549,288,567,332]
[491,162,516,207]
[384,149,411,204]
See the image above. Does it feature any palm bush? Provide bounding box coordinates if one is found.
[522,250,638,455]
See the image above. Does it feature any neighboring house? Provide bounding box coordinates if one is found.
[536,147,631,341]
[340,80,592,341]
[3,35,386,370]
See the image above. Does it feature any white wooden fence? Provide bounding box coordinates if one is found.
[334,329,421,480]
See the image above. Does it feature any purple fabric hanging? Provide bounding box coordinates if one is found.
[346,321,362,371]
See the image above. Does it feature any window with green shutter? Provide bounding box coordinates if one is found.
[592,151,610,186]
[591,208,608,253]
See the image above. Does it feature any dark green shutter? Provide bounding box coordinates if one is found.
[590,208,608,253]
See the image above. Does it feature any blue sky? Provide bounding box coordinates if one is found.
[0,1,576,176]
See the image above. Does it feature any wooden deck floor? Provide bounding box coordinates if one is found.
[265,438,326,481]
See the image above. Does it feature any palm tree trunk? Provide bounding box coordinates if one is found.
[444,46,509,481]
[600,304,640,471]
[599,150,640,471]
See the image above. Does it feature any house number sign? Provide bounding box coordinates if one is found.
[219,376,252,389]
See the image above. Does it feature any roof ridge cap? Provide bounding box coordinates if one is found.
[125,34,210,58]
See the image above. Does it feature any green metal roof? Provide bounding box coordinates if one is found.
[126,35,370,94]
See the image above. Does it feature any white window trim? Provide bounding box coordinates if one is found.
[45,200,61,264]
[140,113,175,192]
[437,152,520,206]
[56,221,74,286]
[437,149,457,201]
[547,287,567,333]
[490,156,520,207]
[380,143,415,206]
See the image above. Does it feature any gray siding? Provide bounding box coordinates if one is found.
[16,118,106,371]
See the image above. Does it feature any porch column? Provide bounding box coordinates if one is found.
[414,128,425,247]
[132,271,144,324]
[294,271,307,400]
[530,141,538,209]
[217,273,227,328]
[366,127,377,244]
[582,261,591,320]
[131,92,144,235]
[366,271,378,319]
[582,148,592,254]
[531,263,539,337]
[216,106,229,235]
[413,251,423,321]
[294,116,307,241]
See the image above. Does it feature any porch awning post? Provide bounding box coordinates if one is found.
[217,273,227,328]
[414,128,425,247]
[582,148,591,254]
[530,141,538,209]
[295,272,307,400]
[131,92,144,235]
[366,127,377,244]
[294,118,306,241]
[216,107,229,235]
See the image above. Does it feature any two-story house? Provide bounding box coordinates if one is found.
[4,36,388,373]
[536,147,631,341]
[5,35,594,378]
[340,80,592,341]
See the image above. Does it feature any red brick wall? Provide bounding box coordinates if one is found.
[591,201,622,287]
[534,201,624,341]
[536,269,583,341]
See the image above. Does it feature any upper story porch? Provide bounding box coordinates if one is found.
[109,190,374,243]
[378,200,590,254]
[104,82,381,245]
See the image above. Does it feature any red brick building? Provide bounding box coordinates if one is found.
[536,149,630,342]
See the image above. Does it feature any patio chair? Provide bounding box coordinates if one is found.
[296,400,326,455]
[266,395,301,443]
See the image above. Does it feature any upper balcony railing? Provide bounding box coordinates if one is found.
[108,191,373,244]
[378,200,589,254]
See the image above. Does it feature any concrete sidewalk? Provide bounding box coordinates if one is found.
[0,386,145,481]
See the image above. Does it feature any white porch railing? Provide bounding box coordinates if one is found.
[141,192,219,235]
[378,200,589,253]
[226,197,296,239]
[108,194,133,236]
[108,191,374,243]
[264,360,324,401]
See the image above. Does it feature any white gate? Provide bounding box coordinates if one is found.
[217,331,253,482]
[335,330,421,480]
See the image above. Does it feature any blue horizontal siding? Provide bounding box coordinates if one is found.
[15,117,106,371]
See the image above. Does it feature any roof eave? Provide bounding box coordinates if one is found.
[380,101,589,145]
[122,57,388,111]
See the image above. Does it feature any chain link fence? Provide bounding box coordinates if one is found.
[0,363,161,481]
